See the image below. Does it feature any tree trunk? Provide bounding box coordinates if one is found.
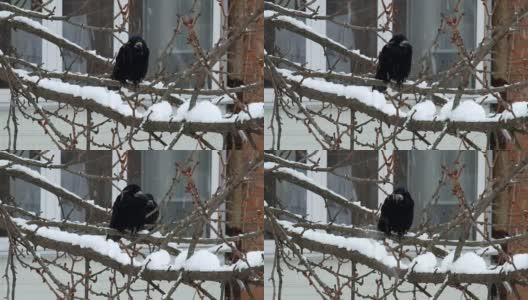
[226,3,264,298]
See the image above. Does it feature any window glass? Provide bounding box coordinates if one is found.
[0,0,42,87]
[60,151,113,222]
[394,151,478,239]
[130,0,213,87]
[264,150,307,239]
[0,151,41,236]
[326,0,377,74]
[394,0,477,87]
[127,151,212,236]
[264,0,307,74]
[62,0,114,74]
[326,151,378,225]
[264,151,307,216]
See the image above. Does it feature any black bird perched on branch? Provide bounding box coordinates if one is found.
[373,34,412,92]
[107,184,159,241]
[377,187,414,237]
[110,36,149,89]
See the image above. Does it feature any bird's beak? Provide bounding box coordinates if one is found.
[135,191,146,197]
[393,194,404,201]
[400,40,410,46]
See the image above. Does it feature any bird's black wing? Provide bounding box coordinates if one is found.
[111,45,126,81]
[377,195,392,234]
[144,193,159,226]
[391,44,412,84]
[122,192,152,232]
[107,194,124,240]
[109,193,123,228]
[374,45,391,92]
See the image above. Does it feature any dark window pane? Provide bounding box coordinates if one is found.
[326,151,378,226]
[393,151,478,239]
[0,151,41,236]
[127,151,212,237]
[0,0,42,87]
[62,0,114,74]
[60,151,113,222]
[129,0,213,87]
[264,0,307,65]
[394,0,477,87]
[326,0,377,74]
[264,0,307,87]
[264,150,307,215]
[264,150,307,239]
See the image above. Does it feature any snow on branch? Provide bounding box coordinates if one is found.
[277,68,528,133]
[264,161,377,219]
[0,160,108,221]
[0,11,112,71]
[264,151,528,298]
[9,218,263,283]
[276,220,528,285]
[22,217,262,256]
[264,10,375,70]
[0,4,265,150]
[1,69,264,135]
[265,2,528,150]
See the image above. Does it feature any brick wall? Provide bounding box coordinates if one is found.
[226,0,264,299]
[493,1,528,299]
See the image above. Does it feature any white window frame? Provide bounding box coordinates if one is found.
[0,150,223,254]
[264,0,490,103]
[264,150,489,256]
[0,0,226,106]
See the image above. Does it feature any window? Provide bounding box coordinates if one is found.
[0,0,222,105]
[264,151,308,239]
[60,151,113,222]
[326,0,377,73]
[264,151,308,216]
[62,0,114,74]
[265,151,485,248]
[0,150,221,251]
[326,151,378,226]
[394,0,477,87]
[0,0,43,88]
[127,151,213,236]
[0,151,41,237]
[264,0,307,65]
[129,0,214,87]
[264,0,483,93]
[393,151,479,239]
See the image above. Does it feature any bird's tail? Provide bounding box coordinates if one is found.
[373,67,388,92]
[372,85,387,93]
[377,217,390,234]
[106,233,121,241]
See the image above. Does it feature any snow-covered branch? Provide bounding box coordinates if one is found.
[277,68,528,133]
[265,10,375,70]
[0,2,264,150]
[265,161,377,219]
[0,11,112,71]
[7,217,263,283]
[276,220,528,285]
[265,1,528,150]
[0,160,108,221]
[0,68,263,136]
